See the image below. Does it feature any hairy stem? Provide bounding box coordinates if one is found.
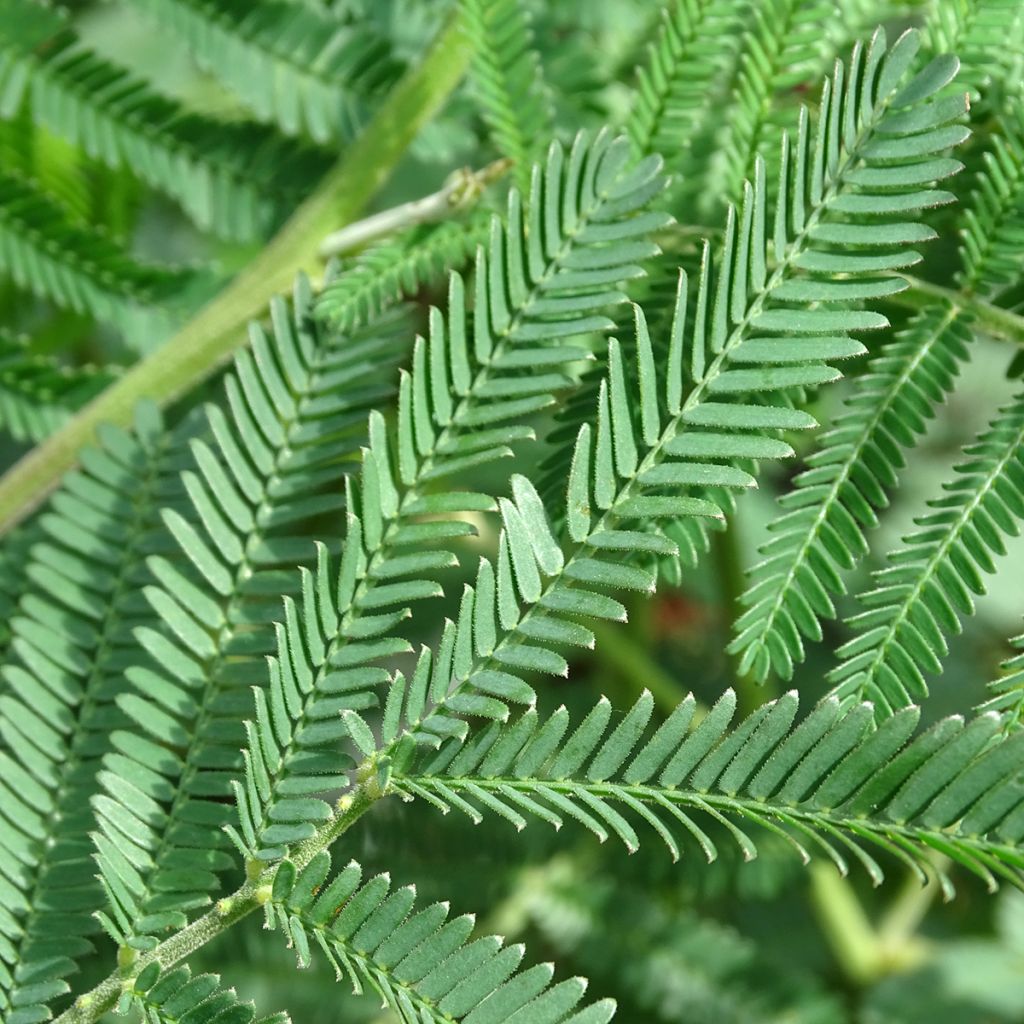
[0,12,471,535]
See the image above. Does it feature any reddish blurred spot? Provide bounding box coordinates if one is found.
[654,593,709,635]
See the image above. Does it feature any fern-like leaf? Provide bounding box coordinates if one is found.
[710,0,840,207]
[731,301,971,681]
[0,0,326,241]
[461,0,552,189]
[828,392,1024,715]
[225,132,671,863]
[91,277,409,946]
[128,0,400,143]
[923,0,1024,100]
[0,403,190,1024]
[732,70,1024,683]
[266,851,614,1024]
[393,688,1024,895]
[342,28,967,760]
[626,0,744,161]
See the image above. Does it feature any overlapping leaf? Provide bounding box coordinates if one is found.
[226,131,671,863]
[349,28,967,761]
[92,277,409,947]
[0,403,191,1024]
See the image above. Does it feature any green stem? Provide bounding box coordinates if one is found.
[810,855,940,988]
[711,523,770,713]
[0,12,471,535]
[875,855,946,963]
[809,862,883,986]
[892,276,1024,346]
[55,787,379,1024]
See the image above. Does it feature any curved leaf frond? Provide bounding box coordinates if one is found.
[266,851,615,1024]
[829,392,1024,715]
[0,403,189,1024]
[959,106,1024,297]
[393,688,1024,894]
[710,0,840,207]
[731,302,971,681]
[226,131,671,863]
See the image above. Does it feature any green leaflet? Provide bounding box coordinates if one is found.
[316,212,491,330]
[265,851,614,1024]
[226,132,671,862]
[978,632,1024,730]
[626,0,746,160]
[122,961,288,1024]
[92,276,409,946]
[461,0,553,188]
[393,689,1024,894]
[352,27,965,760]
[0,402,191,1024]
[829,392,1024,716]
[731,85,1021,684]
